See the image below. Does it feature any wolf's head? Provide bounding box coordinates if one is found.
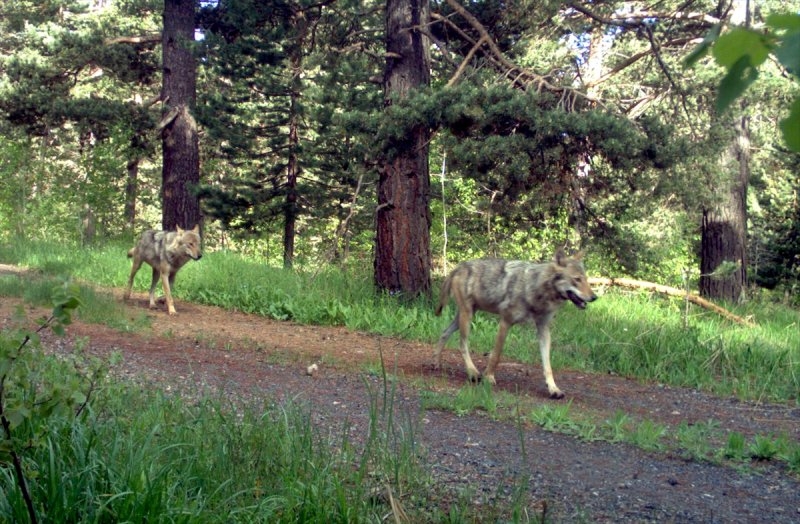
[176,225,203,261]
[552,249,596,309]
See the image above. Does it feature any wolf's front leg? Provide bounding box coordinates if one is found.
[160,272,177,315]
[536,321,564,399]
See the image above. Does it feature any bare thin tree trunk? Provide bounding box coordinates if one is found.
[124,157,138,230]
[283,9,307,269]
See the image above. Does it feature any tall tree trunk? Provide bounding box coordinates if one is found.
[283,9,307,269]
[375,0,432,297]
[161,0,201,232]
[699,116,750,301]
[699,0,751,302]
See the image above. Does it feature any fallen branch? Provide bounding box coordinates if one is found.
[589,277,756,327]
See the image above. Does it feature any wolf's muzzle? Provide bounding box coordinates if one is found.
[566,290,596,309]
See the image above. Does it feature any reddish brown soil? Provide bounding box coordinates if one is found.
[2,268,800,522]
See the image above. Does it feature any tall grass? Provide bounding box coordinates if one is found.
[0,385,431,522]
[0,330,443,522]
[1,240,799,403]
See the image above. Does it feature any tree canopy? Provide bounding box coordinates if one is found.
[0,0,797,297]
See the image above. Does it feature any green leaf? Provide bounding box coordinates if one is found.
[716,56,758,113]
[774,32,800,78]
[713,28,772,68]
[765,13,800,31]
[5,406,32,429]
[684,24,721,67]
[779,98,800,152]
[0,358,11,377]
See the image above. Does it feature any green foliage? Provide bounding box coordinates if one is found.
[0,0,797,292]
[751,150,800,296]
[195,0,384,260]
[0,280,91,523]
[749,434,780,461]
[383,83,690,275]
[687,12,800,151]
[421,382,502,417]
[530,401,578,432]
[724,431,747,460]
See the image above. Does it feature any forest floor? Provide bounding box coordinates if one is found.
[2,265,800,522]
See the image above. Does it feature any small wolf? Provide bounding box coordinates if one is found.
[124,225,202,315]
[434,249,597,398]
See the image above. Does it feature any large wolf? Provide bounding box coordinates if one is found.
[434,249,597,398]
[124,225,202,315]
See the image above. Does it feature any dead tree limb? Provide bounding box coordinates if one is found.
[589,277,756,327]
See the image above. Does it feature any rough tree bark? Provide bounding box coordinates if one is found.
[161,0,201,232]
[699,117,750,302]
[699,0,751,302]
[374,0,432,297]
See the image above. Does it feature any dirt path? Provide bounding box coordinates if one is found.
[2,284,800,522]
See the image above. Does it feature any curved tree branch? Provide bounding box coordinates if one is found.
[434,0,602,111]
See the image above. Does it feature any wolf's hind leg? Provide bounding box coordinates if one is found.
[457,311,481,382]
[434,315,460,369]
[148,267,160,308]
[124,257,142,300]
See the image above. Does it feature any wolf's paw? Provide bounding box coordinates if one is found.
[549,389,565,400]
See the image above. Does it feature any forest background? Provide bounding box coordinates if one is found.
[0,0,798,304]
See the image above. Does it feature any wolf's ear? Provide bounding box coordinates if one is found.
[192,224,200,234]
[554,248,568,266]
[176,225,184,233]
[573,250,584,261]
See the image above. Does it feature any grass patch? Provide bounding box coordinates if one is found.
[421,381,518,417]
[0,271,149,332]
[0,385,429,522]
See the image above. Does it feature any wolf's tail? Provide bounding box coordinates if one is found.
[434,271,454,316]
